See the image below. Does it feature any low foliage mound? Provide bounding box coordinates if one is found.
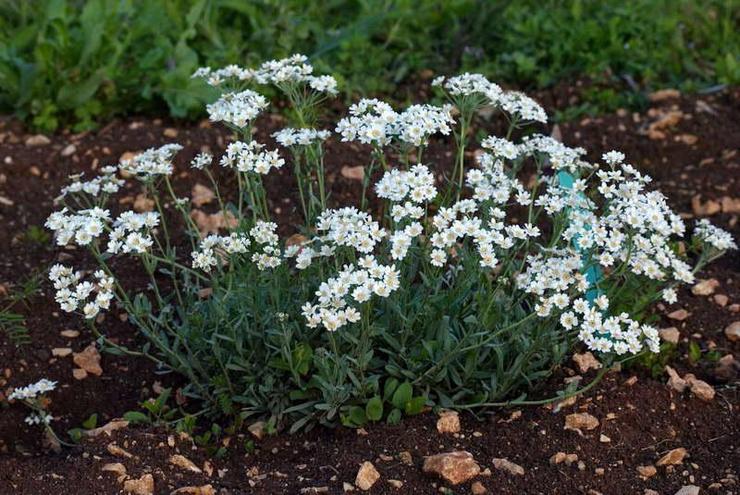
[41,55,735,432]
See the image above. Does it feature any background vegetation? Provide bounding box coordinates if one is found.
[1,0,738,132]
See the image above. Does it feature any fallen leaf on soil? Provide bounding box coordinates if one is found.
[691,195,721,216]
[191,209,238,235]
[436,410,461,434]
[649,89,680,102]
[285,233,308,247]
[355,461,380,491]
[171,485,216,495]
[61,144,76,157]
[25,134,51,146]
[676,134,698,145]
[666,309,689,321]
[101,462,128,481]
[725,321,740,342]
[133,194,155,212]
[713,294,728,306]
[720,196,740,214]
[637,465,657,479]
[572,352,601,373]
[492,458,525,476]
[248,421,266,440]
[341,165,364,181]
[658,327,680,344]
[72,368,88,380]
[665,366,688,393]
[191,183,215,207]
[169,454,202,473]
[471,481,487,494]
[84,419,129,437]
[648,110,683,137]
[123,473,154,495]
[692,278,720,296]
[564,413,599,433]
[108,443,134,458]
[423,451,481,485]
[73,344,103,376]
[656,447,687,466]
[684,374,715,401]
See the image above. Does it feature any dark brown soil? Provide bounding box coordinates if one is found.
[0,86,738,494]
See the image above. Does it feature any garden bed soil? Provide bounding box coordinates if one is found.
[0,85,738,494]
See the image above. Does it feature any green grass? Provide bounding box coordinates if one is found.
[1,0,738,131]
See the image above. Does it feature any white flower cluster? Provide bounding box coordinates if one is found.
[254,54,338,95]
[432,73,503,100]
[571,161,695,283]
[516,252,659,354]
[498,91,548,123]
[61,166,124,198]
[481,136,519,160]
[49,264,115,319]
[45,207,110,247]
[220,140,284,174]
[375,164,437,223]
[192,222,282,272]
[335,99,453,147]
[190,152,213,170]
[24,411,53,426]
[430,198,538,269]
[694,219,737,251]
[467,153,531,205]
[302,256,400,331]
[316,207,386,254]
[519,135,590,173]
[272,128,331,147]
[119,144,182,178]
[192,64,255,86]
[285,241,335,271]
[432,73,547,123]
[192,232,251,271]
[194,55,338,95]
[107,211,160,255]
[206,89,269,129]
[375,164,437,203]
[8,378,57,401]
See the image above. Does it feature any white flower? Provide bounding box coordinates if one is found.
[8,378,57,401]
[662,288,678,304]
[119,144,182,178]
[220,141,284,175]
[694,219,737,251]
[272,128,331,147]
[190,152,213,170]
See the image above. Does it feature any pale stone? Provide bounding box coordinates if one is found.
[436,410,461,434]
[564,412,599,432]
[422,451,481,485]
[355,461,380,491]
[123,474,154,495]
[572,352,601,373]
[492,458,525,476]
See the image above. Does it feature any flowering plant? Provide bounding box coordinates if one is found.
[7,378,67,446]
[46,56,735,431]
